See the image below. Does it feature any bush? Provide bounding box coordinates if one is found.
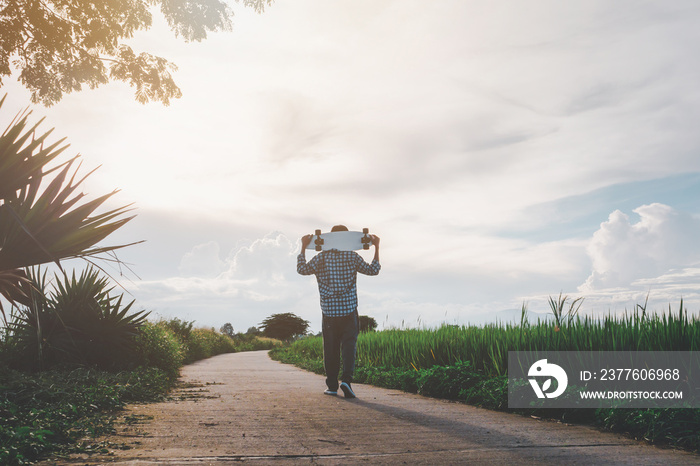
[354,366,419,393]
[416,361,485,400]
[130,322,185,379]
[7,268,149,371]
[185,328,237,363]
[596,407,700,451]
[157,317,194,342]
[237,335,283,352]
[460,375,508,409]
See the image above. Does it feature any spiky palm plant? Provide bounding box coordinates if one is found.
[0,94,139,324]
[11,267,149,370]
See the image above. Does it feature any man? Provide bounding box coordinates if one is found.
[297,225,380,398]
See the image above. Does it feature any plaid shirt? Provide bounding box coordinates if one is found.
[297,250,380,317]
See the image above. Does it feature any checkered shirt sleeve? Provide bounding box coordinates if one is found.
[297,250,380,316]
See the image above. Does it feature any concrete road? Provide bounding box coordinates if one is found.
[55,351,699,465]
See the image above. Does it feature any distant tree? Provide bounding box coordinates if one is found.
[358,315,377,332]
[0,0,273,106]
[259,313,309,341]
[246,326,261,336]
[220,322,234,337]
[159,317,194,341]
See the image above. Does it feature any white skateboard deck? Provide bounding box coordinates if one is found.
[309,229,372,252]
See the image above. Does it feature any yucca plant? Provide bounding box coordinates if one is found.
[0,94,140,324]
[11,266,149,370]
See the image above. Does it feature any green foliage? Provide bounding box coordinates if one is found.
[596,408,700,451]
[232,334,282,352]
[157,317,194,342]
[0,0,273,105]
[131,321,185,379]
[269,346,325,375]
[8,267,149,370]
[184,328,237,363]
[0,97,66,202]
[130,319,252,371]
[0,366,172,464]
[259,312,309,341]
[416,361,485,400]
[358,315,377,332]
[355,365,420,393]
[246,326,261,336]
[0,313,273,463]
[460,376,509,410]
[220,322,234,337]
[0,98,138,317]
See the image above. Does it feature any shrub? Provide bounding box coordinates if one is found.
[183,328,237,363]
[354,366,419,393]
[157,317,194,342]
[460,375,508,409]
[416,361,485,400]
[239,336,283,351]
[8,267,148,371]
[131,322,184,379]
[596,407,700,451]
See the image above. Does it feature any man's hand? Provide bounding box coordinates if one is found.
[370,234,380,263]
[301,234,312,250]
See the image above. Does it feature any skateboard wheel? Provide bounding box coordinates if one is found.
[315,229,321,235]
[316,245,322,251]
[361,228,371,246]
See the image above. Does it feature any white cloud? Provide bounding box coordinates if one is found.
[221,232,298,282]
[127,232,318,330]
[581,204,700,290]
[178,241,226,277]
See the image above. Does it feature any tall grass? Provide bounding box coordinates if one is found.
[289,301,700,377]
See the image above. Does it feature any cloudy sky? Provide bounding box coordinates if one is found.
[3,0,700,332]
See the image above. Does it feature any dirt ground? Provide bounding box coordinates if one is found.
[46,350,700,465]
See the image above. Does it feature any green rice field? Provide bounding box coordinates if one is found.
[289,301,700,377]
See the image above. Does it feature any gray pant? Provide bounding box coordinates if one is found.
[322,311,359,390]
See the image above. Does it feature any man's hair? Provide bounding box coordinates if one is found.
[331,225,349,232]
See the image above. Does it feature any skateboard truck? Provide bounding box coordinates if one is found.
[314,229,324,251]
[361,227,371,250]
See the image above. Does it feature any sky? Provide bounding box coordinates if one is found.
[2,0,700,333]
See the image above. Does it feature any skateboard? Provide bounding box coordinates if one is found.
[308,228,373,252]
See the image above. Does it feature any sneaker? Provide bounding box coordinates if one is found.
[340,382,356,398]
[324,389,337,396]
